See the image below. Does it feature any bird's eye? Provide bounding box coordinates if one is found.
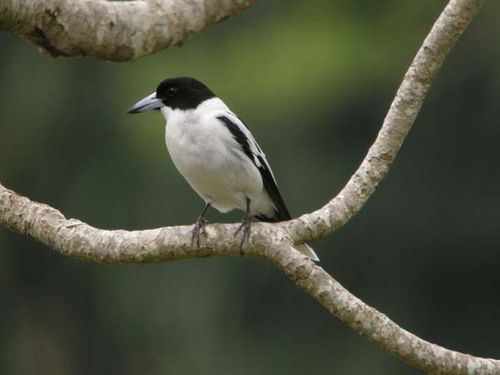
[166,87,178,97]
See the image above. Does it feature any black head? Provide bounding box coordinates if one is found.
[156,77,216,110]
[127,77,216,114]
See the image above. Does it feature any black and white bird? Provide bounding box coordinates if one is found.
[127,77,318,261]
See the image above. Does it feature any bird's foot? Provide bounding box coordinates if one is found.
[234,216,252,254]
[191,216,208,248]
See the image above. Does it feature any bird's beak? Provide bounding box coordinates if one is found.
[127,92,162,114]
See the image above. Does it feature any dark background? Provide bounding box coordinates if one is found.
[1,1,500,374]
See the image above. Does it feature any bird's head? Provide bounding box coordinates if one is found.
[127,77,216,115]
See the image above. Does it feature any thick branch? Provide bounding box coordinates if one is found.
[0,0,257,61]
[282,0,487,244]
[0,181,275,263]
[2,181,500,374]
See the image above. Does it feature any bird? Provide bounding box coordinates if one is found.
[127,77,318,261]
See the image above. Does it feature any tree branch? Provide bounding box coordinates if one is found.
[282,0,487,245]
[0,0,495,374]
[2,177,500,374]
[0,0,257,61]
[280,253,500,375]
[0,180,274,263]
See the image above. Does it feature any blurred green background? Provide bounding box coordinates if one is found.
[1,1,500,374]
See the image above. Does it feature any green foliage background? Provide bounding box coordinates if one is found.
[1,1,500,374]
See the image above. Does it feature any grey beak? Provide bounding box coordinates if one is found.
[127,92,162,114]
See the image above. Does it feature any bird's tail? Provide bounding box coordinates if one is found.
[294,243,319,262]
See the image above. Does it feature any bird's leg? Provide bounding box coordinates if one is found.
[191,203,211,248]
[235,198,252,252]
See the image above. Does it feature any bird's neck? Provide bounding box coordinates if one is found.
[161,97,228,123]
[196,97,229,113]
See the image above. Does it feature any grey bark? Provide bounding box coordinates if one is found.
[281,0,487,245]
[0,0,257,61]
[0,0,495,374]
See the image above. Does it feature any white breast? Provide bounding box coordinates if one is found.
[162,98,273,216]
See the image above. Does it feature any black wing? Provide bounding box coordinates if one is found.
[216,114,291,222]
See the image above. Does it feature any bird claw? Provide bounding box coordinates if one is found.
[234,217,251,254]
[191,216,208,248]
